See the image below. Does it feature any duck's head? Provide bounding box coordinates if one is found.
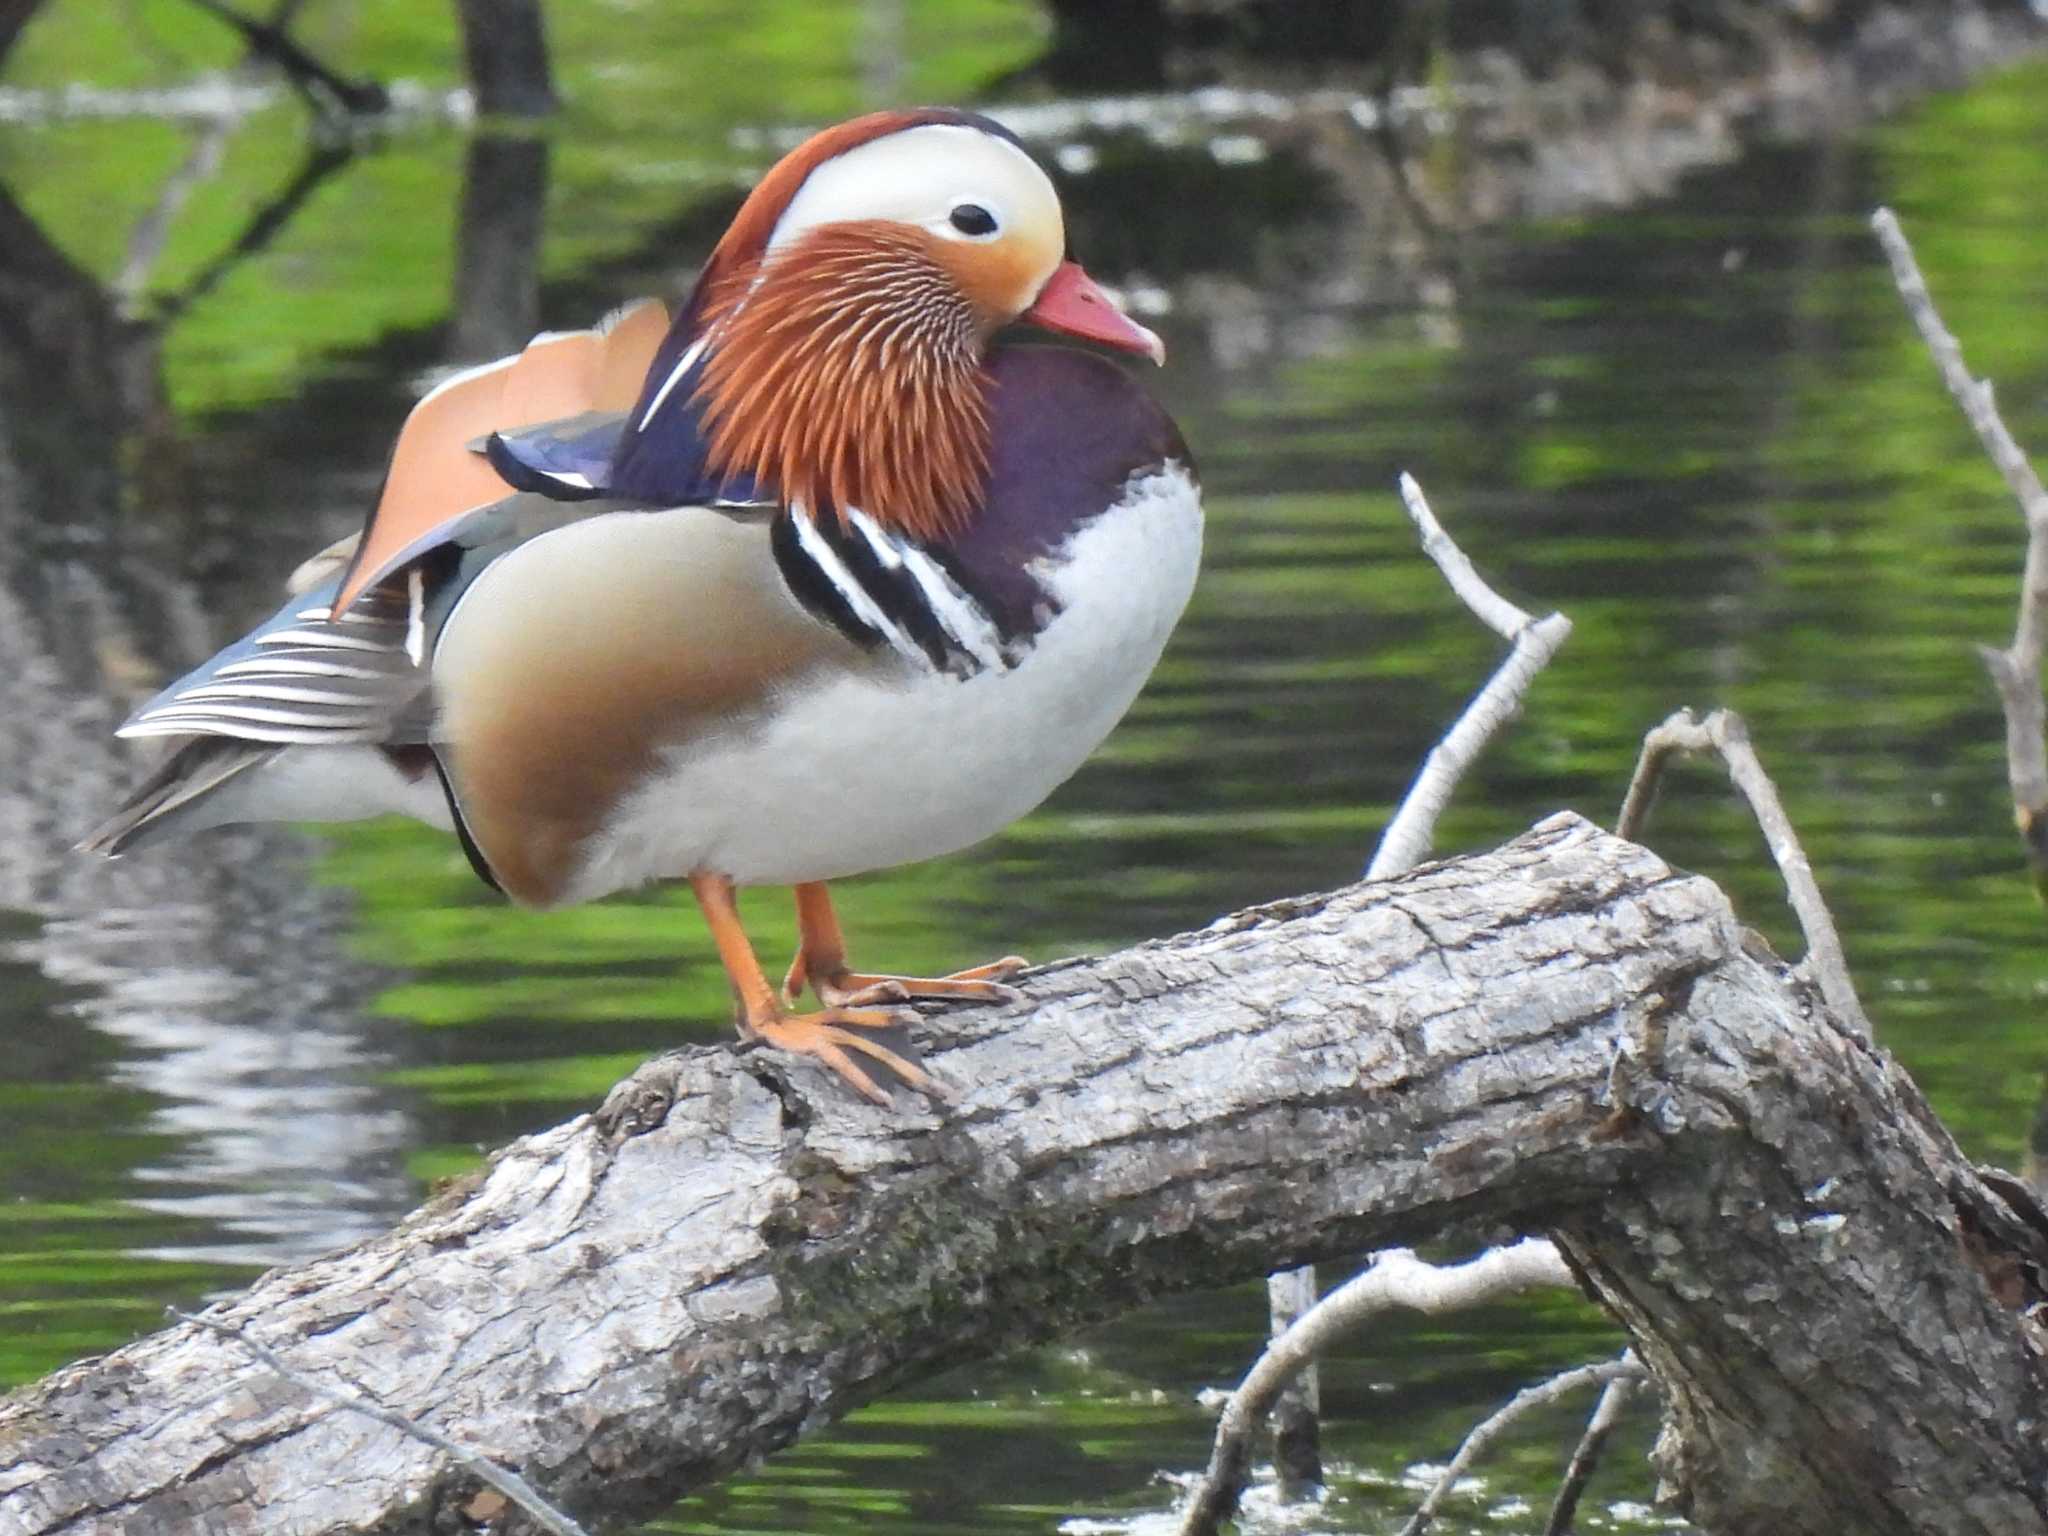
[659,109,1163,542]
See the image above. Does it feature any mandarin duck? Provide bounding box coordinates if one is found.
[82,108,1202,1105]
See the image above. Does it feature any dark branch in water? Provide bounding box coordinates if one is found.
[1544,1367,1645,1536]
[184,0,388,116]
[1179,1244,1579,1536]
[150,144,354,324]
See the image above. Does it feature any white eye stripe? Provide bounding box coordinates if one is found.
[767,125,1053,255]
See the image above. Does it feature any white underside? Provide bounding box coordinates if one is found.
[181,745,454,835]
[562,461,1202,898]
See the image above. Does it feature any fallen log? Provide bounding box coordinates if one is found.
[2,811,2043,1535]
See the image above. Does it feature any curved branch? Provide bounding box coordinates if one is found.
[1178,1243,1576,1536]
[2,814,2043,1536]
[1616,707,1871,1042]
[1368,473,1572,879]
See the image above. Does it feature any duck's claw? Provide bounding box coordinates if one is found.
[745,1006,954,1106]
[810,956,1029,1009]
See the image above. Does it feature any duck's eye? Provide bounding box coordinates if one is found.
[949,203,999,238]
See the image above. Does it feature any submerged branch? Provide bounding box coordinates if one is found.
[1400,1354,1646,1536]
[186,0,388,116]
[1544,1368,1645,1536]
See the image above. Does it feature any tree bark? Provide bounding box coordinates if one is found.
[2,812,2044,1535]
[450,132,548,365]
[455,0,556,119]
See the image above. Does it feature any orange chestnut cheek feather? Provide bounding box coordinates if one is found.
[693,222,996,545]
[930,235,1052,330]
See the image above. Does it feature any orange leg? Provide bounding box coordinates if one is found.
[781,881,1028,1009]
[690,873,947,1106]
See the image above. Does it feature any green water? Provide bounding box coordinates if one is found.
[2,3,2046,1531]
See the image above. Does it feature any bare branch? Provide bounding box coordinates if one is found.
[1368,474,1573,879]
[1177,1242,1577,1536]
[1871,207,2048,893]
[8,822,2044,1534]
[1399,1353,1646,1536]
[173,1309,591,1536]
[1396,471,1531,642]
[1543,1368,1642,1536]
[150,143,353,325]
[1616,707,1872,1041]
[1870,208,2048,532]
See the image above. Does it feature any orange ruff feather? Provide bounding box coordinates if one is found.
[694,222,992,544]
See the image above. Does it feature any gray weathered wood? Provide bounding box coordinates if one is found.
[2,812,2044,1535]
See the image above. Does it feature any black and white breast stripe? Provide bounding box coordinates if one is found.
[770,505,1039,678]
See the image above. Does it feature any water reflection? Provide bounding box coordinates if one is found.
[0,153,412,1274]
[452,131,548,362]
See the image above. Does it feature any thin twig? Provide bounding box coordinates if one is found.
[1177,1243,1576,1536]
[1399,1353,1645,1536]
[173,1308,591,1536]
[1396,470,1532,642]
[1616,707,1872,1041]
[1871,207,2048,894]
[1542,1369,1641,1535]
[1369,474,1573,879]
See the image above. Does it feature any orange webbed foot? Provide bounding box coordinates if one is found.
[784,881,1027,1012]
[782,951,1029,1009]
[744,1006,953,1107]
[691,873,954,1108]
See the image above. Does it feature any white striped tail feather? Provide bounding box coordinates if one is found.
[251,626,397,653]
[213,655,396,682]
[168,679,392,707]
[117,576,426,747]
